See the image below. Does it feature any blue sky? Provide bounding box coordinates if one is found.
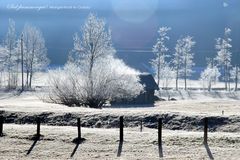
[0,0,239,71]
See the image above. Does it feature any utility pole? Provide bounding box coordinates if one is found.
[21,33,24,91]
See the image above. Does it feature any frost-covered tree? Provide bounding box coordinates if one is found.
[215,28,232,90]
[48,14,143,108]
[160,65,175,89]
[172,38,182,90]
[173,36,195,90]
[70,14,116,93]
[3,19,19,89]
[151,27,171,88]
[230,66,239,91]
[0,46,8,68]
[22,24,49,88]
[0,46,8,86]
[15,36,25,91]
[48,56,143,108]
[200,59,221,91]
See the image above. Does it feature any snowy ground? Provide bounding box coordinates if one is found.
[0,124,240,160]
[0,90,240,117]
[0,72,240,159]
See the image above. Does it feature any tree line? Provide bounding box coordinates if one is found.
[151,27,239,91]
[0,19,49,90]
[0,14,239,108]
[0,15,144,108]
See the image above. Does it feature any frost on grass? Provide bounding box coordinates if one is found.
[1,124,240,160]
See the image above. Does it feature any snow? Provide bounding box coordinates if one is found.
[0,71,240,117]
[0,72,240,159]
[0,89,239,121]
[0,124,240,160]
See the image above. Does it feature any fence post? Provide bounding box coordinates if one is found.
[140,120,143,132]
[0,116,3,136]
[204,117,208,144]
[158,118,162,145]
[120,116,123,142]
[36,117,41,138]
[77,118,81,140]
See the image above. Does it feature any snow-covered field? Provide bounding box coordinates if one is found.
[1,88,240,116]
[1,72,240,159]
[0,124,240,160]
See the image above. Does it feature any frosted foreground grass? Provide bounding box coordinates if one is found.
[0,124,240,160]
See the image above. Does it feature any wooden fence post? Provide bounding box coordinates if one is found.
[0,116,3,136]
[204,117,208,144]
[158,118,162,145]
[77,118,81,140]
[120,116,123,142]
[36,117,41,137]
[140,120,143,132]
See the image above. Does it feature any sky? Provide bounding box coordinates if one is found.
[0,0,240,72]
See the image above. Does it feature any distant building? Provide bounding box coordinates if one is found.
[134,73,159,104]
[111,73,159,105]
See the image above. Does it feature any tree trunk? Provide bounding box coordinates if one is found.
[184,75,187,90]
[228,66,230,91]
[208,81,211,91]
[21,34,24,91]
[88,43,95,101]
[29,72,32,88]
[224,65,227,90]
[176,68,178,91]
[28,45,35,89]
[235,67,238,91]
[15,61,19,88]
[0,72,2,87]
[26,70,29,88]
[7,48,12,89]
[157,56,160,88]
[29,61,33,89]
[8,71,11,89]
[184,59,187,90]
[157,68,160,88]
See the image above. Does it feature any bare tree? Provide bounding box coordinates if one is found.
[4,19,18,89]
[15,34,26,91]
[173,38,182,90]
[20,34,24,91]
[70,14,116,97]
[230,66,239,91]
[215,28,232,91]
[48,56,143,108]
[0,46,8,87]
[151,27,171,88]
[200,58,220,91]
[173,36,195,90]
[22,24,49,88]
[161,65,175,89]
[48,14,143,108]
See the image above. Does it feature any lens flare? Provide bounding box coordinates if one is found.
[111,0,159,23]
